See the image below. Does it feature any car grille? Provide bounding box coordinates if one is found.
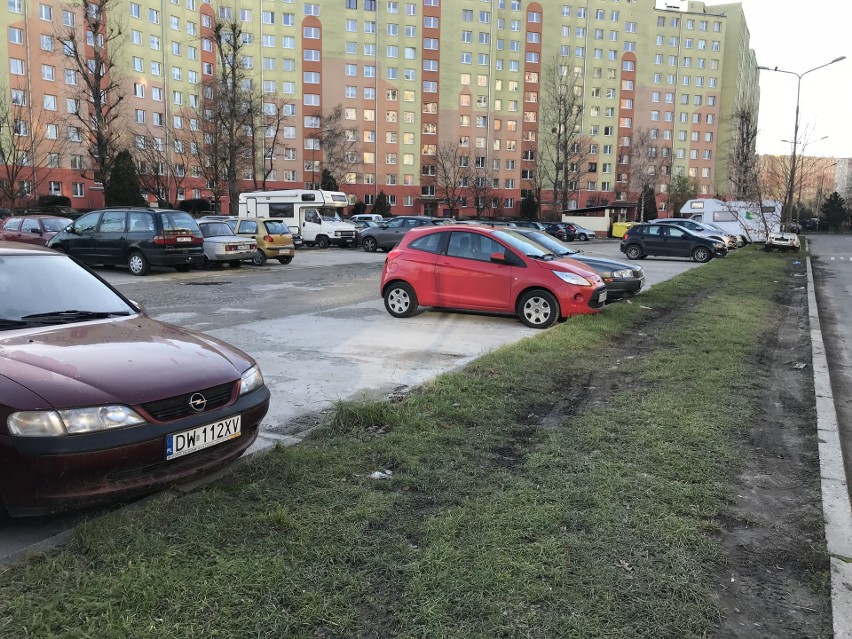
[141,382,235,421]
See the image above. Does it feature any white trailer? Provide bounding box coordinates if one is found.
[238,189,356,248]
[680,198,781,243]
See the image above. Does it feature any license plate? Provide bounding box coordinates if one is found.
[166,415,241,460]
[238,244,250,250]
[279,249,290,254]
[598,290,607,303]
[176,236,192,243]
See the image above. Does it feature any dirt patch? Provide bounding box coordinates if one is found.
[710,273,832,638]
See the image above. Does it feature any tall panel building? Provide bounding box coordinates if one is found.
[0,0,758,216]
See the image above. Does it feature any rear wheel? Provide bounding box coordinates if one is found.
[692,246,712,263]
[278,256,293,264]
[625,244,643,260]
[316,235,330,249]
[384,282,418,318]
[363,237,378,252]
[174,264,192,273]
[517,289,560,329]
[127,251,149,276]
[252,250,267,266]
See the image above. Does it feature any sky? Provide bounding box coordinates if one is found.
[725,0,851,159]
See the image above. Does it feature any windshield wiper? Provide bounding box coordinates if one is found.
[20,310,132,324]
[527,253,557,261]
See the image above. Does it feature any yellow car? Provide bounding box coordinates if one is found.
[230,218,296,266]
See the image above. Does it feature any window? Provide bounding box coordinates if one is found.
[10,59,24,75]
[39,3,52,20]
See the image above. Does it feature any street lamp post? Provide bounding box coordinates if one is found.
[757,56,846,230]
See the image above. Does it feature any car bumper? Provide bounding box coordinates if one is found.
[209,249,257,262]
[262,246,295,258]
[0,386,270,516]
[149,251,205,268]
[555,284,608,316]
[603,277,644,300]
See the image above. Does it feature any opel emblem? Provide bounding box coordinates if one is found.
[188,393,207,412]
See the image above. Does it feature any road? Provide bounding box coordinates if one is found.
[0,238,705,561]
[809,235,852,501]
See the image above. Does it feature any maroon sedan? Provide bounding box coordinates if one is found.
[0,242,270,517]
[0,215,72,246]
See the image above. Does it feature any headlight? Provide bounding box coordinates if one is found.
[613,269,633,279]
[8,405,145,437]
[239,364,264,396]
[715,242,725,249]
[553,270,591,286]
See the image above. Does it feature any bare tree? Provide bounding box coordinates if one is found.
[58,0,127,183]
[626,127,671,221]
[132,128,191,206]
[305,105,359,189]
[727,106,760,200]
[433,141,471,217]
[251,96,290,191]
[469,163,493,218]
[537,58,586,217]
[0,88,62,208]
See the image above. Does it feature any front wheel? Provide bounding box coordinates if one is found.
[692,246,712,263]
[384,282,418,318]
[578,233,588,241]
[252,250,267,266]
[517,289,560,329]
[363,237,378,252]
[316,235,330,249]
[278,256,293,264]
[127,251,149,276]
[625,244,643,260]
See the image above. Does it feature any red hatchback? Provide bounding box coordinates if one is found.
[380,225,607,328]
[0,242,270,517]
[0,215,72,246]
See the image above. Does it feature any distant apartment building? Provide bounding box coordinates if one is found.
[0,0,758,215]
[759,154,842,212]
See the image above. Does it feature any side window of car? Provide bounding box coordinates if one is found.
[387,218,405,228]
[244,221,258,234]
[665,226,686,238]
[304,209,320,224]
[643,225,661,236]
[446,232,477,259]
[74,212,101,234]
[99,211,127,233]
[21,219,41,233]
[3,218,22,231]
[128,212,155,232]
[409,232,444,254]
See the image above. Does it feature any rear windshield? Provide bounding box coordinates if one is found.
[200,222,235,237]
[162,212,200,234]
[264,221,291,235]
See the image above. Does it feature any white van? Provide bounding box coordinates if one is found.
[238,189,356,248]
[350,214,384,223]
[680,199,781,243]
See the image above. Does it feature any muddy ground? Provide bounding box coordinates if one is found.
[710,263,832,637]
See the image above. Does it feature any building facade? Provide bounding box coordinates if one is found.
[0,0,758,216]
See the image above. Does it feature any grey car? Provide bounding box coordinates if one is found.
[360,216,442,252]
[197,221,257,268]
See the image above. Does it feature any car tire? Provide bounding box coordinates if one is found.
[252,250,267,266]
[229,260,242,268]
[127,251,150,276]
[384,282,418,318]
[174,264,192,273]
[316,235,330,249]
[692,246,712,263]
[579,233,588,241]
[625,244,643,260]
[278,256,293,264]
[363,237,378,252]
[517,289,560,329]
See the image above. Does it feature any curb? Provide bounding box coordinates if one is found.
[806,246,852,639]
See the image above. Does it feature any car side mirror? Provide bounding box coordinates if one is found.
[490,252,510,264]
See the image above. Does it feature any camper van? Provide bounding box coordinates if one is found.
[238,189,356,248]
[680,199,781,243]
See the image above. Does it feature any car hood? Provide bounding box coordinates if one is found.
[535,257,604,286]
[0,316,253,410]
[325,221,357,231]
[570,255,640,274]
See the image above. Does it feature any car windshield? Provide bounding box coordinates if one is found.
[318,207,344,222]
[704,223,726,233]
[42,217,72,232]
[519,231,578,256]
[199,222,235,237]
[494,230,556,258]
[0,254,135,327]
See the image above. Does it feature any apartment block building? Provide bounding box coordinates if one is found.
[0,0,758,216]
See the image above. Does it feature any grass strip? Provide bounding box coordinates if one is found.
[0,249,808,639]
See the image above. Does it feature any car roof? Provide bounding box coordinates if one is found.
[3,214,70,220]
[0,240,59,255]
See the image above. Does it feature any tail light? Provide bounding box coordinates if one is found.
[153,234,202,246]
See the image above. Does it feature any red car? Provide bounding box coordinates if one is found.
[0,242,270,517]
[380,225,607,328]
[0,215,72,246]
